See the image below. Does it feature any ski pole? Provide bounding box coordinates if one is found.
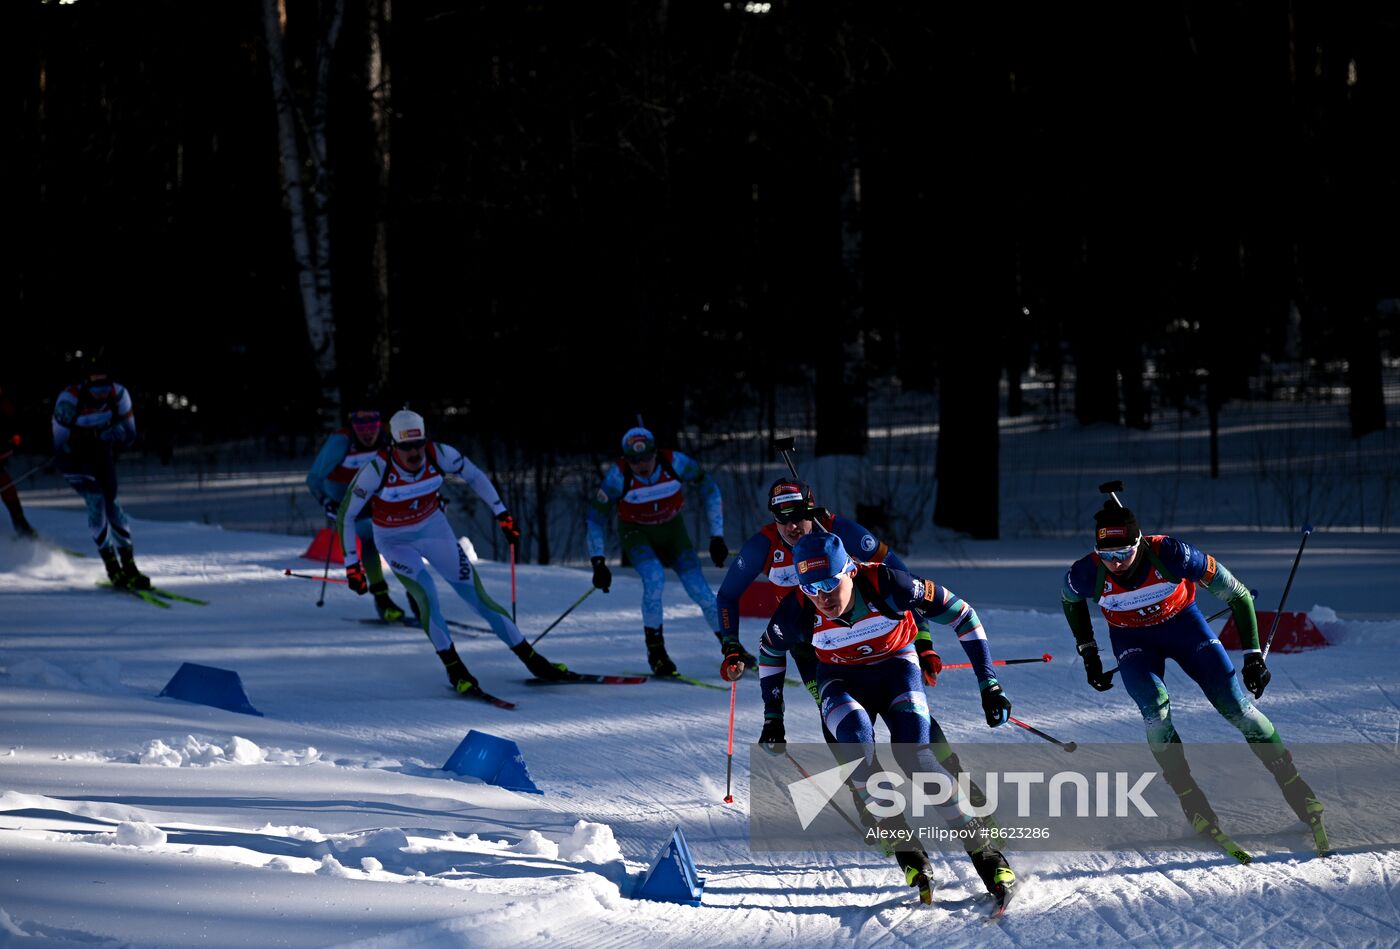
[1262,523,1313,660]
[510,542,517,623]
[783,751,866,837]
[284,568,347,584]
[1008,716,1078,752]
[723,679,737,804]
[315,528,337,608]
[943,653,1052,671]
[1103,592,1257,679]
[1098,479,1125,508]
[773,435,801,481]
[6,455,56,488]
[529,586,597,646]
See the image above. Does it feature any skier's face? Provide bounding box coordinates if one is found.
[393,441,426,470]
[806,571,854,618]
[627,455,658,478]
[775,516,813,546]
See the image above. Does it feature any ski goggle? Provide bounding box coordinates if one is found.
[773,507,813,525]
[396,439,426,452]
[799,575,846,596]
[350,411,381,436]
[1098,540,1139,563]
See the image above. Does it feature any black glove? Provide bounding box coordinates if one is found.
[590,556,611,592]
[1081,644,1115,692]
[346,562,369,595]
[758,718,786,755]
[323,498,340,521]
[980,679,1011,728]
[1242,652,1271,699]
[709,535,728,568]
[497,511,521,547]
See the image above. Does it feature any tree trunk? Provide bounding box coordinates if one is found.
[262,0,343,425]
[934,358,999,538]
[367,0,393,394]
[815,140,868,457]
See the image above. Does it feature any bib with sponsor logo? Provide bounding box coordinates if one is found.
[1093,535,1198,628]
[615,450,685,525]
[370,444,445,528]
[328,428,390,484]
[808,564,919,665]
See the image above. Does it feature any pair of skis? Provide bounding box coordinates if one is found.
[97,581,208,609]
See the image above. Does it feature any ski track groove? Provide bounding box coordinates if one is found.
[1378,855,1400,926]
[1255,860,1399,935]
[1277,665,1380,747]
[1125,848,1233,947]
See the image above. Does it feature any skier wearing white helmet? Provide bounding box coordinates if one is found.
[340,409,574,698]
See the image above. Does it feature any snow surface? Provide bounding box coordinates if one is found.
[3,501,1400,947]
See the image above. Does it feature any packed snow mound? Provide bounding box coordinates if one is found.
[558,820,623,864]
[112,821,167,847]
[106,735,322,767]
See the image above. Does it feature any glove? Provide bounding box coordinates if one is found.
[98,425,130,445]
[917,642,942,687]
[497,511,521,547]
[323,498,340,521]
[758,718,786,755]
[980,679,1011,728]
[1242,652,1271,699]
[709,535,728,568]
[1081,644,1115,692]
[719,639,746,681]
[590,556,612,592]
[346,561,369,595]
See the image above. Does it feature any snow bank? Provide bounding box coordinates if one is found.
[107,735,321,767]
[558,820,623,864]
[4,657,129,694]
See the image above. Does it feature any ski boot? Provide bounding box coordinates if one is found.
[969,844,1017,916]
[895,846,935,905]
[118,547,151,590]
[438,646,480,695]
[369,581,405,623]
[511,642,575,681]
[1266,749,1331,855]
[715,632,757,675]
[1167,768,1252,864]
[645,626,677,677]
[100,546,130,590]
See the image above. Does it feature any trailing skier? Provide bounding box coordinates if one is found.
[307,405,407,622]
[586,426,746,677]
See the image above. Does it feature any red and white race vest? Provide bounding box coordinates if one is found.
[615,451,686,526]
[328,428,385,484]
[810,566,919,665]
[371,445,445,528]
[1094,535,1208,629]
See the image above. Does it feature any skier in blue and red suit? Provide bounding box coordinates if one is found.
[1062,501,1329,855]
[307,405,407,622]
[731,531,1017,906]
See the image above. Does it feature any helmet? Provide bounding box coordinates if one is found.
[768,478,816,523]
[389,409,427,445]
[621,426,656,461]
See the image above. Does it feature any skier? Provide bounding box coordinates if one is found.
[339,409,572,697]
[307,406,406,622]
[738,531,1017,910]
[0,383,36,537]
[52,358,149,589]
[1061,501,1329,857]
[587,426,749,676]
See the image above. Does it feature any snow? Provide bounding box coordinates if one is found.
[3,449,1400,946]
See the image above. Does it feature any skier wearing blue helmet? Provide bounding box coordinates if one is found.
[587,426,754,677]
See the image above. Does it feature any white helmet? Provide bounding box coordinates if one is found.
[389,409,427,444]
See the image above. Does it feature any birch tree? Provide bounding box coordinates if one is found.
[262,0,344,423]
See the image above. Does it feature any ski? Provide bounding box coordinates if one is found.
[353,617,487,635]
[97,581,171,609]
[627,671,728,691]
[523,673,649,685]
[448,684,516,709]
[143,586,208,605]
[1309,815,1333,857]
[1193,816,1252,864]
[986,883,1017,921]
[41,540,88,558]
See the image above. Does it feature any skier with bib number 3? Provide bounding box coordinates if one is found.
[339,410,575,698]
